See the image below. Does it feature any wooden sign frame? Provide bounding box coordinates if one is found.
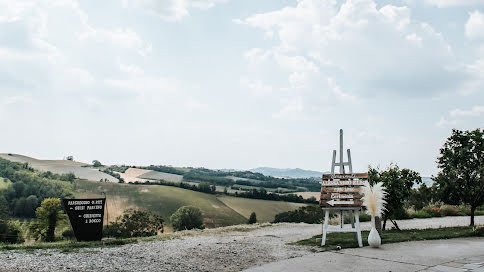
[320,129,365,247]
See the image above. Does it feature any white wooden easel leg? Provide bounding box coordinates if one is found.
[340,210,344,228]
[351,209,356,240]
[355,210,363,247]
[321,210,329,246]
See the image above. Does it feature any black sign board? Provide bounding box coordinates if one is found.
[63,198,105,241]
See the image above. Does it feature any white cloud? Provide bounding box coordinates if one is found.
[424,0,483,8]
[1,94,33,105]
[122,0,227,22]
[272,96,305,120]
[79,27,151,55]
[240,77,273,94]
[466,10,484,40]
[185,98,210,111]
[105,63,179,93]
[104,76,178,93]
[436,116,458,128]
[450,106,484,117]
[240,0,463,96]
[437,106,484,127]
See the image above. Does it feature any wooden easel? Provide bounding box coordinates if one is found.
[321,129,363,247]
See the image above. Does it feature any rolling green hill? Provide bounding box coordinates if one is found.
[74,180,247,228]
[74,180,307,228]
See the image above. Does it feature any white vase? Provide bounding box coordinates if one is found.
[368,216,381,248]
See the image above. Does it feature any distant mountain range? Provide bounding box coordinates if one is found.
[250,167,328,179]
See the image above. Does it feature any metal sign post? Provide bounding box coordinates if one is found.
[320,129,367,247]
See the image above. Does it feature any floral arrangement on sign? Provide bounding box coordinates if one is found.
[362,182,387,248]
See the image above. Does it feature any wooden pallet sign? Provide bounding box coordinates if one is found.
[320,173,368,208]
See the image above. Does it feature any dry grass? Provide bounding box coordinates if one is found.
[118,168,152,183]
[138,171,183,182]
[217,196,307,222]
[293,192,320,200]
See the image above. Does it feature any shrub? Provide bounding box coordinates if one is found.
[62,229,75,240]
[0,220,24,244]
[358,213,371,222]
[423,207,443,217]
[274,206,322,224]
[411,210,432,219]
[440,205,462,216]
[476,226,484,236]
[170,206,204,231]
[248,212,257,224]
[104,209,164,238]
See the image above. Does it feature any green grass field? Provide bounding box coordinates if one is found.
[217,196,307,222]
[294,226,484,249]
[74,180,247,228]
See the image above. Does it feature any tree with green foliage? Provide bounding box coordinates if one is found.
[369,164,421,230]
[170,206,204,231]
[30,198,67,242]
[273,206,322,224]
[248,212,257,224]
[0,158,73,218]
[105,209,164,238]
[434,128,484,226]
[408,183,436,210]
[92,160,103,167]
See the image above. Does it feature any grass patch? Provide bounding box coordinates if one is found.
[293,226,483,250]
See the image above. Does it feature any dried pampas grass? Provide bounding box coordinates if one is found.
[362,182,387,217]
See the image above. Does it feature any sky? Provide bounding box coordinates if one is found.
[0,0,483,176]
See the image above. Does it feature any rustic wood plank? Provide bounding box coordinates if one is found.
[321,193,363,200]
[322,187,362,193]
[321,180,367,186]
[320,199,363,207]
[322,173,369,179]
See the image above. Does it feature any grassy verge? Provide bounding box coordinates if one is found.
[293,226,484,250]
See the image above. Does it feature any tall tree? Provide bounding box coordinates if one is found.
[369,164,421,230]
[33,198,67,242]
[248,212,257,224]
[434,128,484,226]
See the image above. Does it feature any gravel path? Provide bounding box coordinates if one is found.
[1,216,483,272]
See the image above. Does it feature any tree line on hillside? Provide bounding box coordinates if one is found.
[0,158,74,218]
[131,179,317,204]
[184,168,321,192]
[233,188,317,204]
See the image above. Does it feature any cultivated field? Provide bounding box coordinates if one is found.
[217,196,307,222]
[74,180,248,228]
[293,192,320,200]
[117,168,153,183]
[0,154,118,182]
[138,170,183,182]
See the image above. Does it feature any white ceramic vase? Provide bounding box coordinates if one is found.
[368,216,381,248]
